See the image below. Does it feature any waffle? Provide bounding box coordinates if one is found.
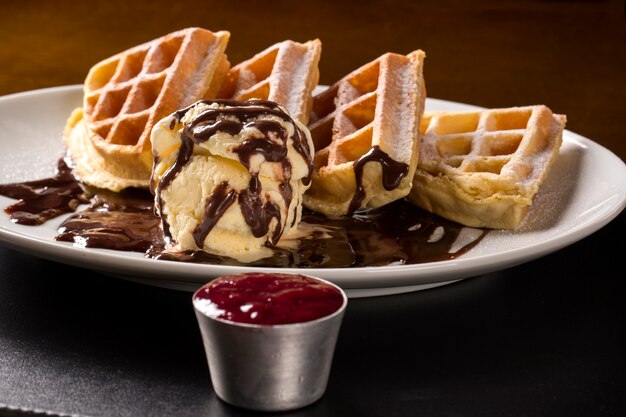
[407,105,567,229]
[64,27,231,192]
[302,50,426,216]
[217,39,321,124]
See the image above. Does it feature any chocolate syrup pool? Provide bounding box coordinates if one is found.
[0,160,487,268]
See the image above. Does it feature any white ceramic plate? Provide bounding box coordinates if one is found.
[0,85,624,298]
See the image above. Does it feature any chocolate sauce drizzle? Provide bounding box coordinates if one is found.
[348,145,410,215]
[0,160,488,268]
[192,182,237,248]
[154,99,312,248]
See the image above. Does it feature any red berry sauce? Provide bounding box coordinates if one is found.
[193,273,345,325]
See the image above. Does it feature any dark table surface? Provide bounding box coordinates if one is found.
[1,1,625,416]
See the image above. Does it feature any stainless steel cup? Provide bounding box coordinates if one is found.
[193,276,347,412]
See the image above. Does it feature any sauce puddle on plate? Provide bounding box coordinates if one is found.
[0,159,487,268]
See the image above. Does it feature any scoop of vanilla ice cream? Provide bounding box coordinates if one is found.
[151,99,314,256]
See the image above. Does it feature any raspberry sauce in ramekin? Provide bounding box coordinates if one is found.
[192,272,345,326]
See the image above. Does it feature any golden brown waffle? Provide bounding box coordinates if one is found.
[217,39,321,124]
[302,50,426,216]
[64,27,230,191]
[407,105,566,229]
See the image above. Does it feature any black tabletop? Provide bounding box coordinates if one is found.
[0,209,624,417]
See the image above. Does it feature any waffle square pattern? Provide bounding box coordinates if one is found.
[65,28,230,191]
[408,105,567,229]
[218,39,321,125]
[303,50,426,216]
